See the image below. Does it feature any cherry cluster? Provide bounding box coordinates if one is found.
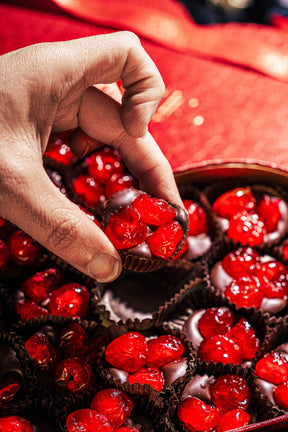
[196,306,260,365]
[14,266,90,321]
[24,321,102,394]
[255,351,288,410]
[178,374,252,432]
[221,247,288,309]
[67,388,139,432]
[212,187,284,246]
[104,331,185,392]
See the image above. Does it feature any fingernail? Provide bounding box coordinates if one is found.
[87,253,121,282]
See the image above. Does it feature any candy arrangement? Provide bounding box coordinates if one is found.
[1,130,288,431]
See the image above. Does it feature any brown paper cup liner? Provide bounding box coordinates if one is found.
[203,237,288,318]
[90,259,203,327]
[97,321,197,399]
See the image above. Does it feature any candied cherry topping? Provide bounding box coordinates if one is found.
[59,322,89,358]
[73,175,103,208]
[48,283,90,318]
[20,267,63,303]
[132,194,176,226]
[222,247,260,278]
[53,357,92,392]
[178,396,221,432]
[212,187,256,219]
[105,173,137,200]
[0,416,34,432]
[183,199,208,235]
[255,352,288,385]
[226,318,260,360]
[0,239,9,271]
[7,230,42,266]
[104,205,147,250]
[105,332,148,373]
[146,220,184,260]
[147,335,184,368]
[225,276,264,309]
[227,211,266,246]
[45,139,76,165]
[86,147,125,184]
[217,409,251,432]
[274,381,288,409]
[210,374,251,412]
[127,367,164,391]
[257,195,282,233]
[25,332,57,370]
[0,375,22,404]
[256,260,287,283]
[198,335,242,365]
[67,409,114,432]
[198,307,234,339]
[15,299,49,321]
[90,388,134,428]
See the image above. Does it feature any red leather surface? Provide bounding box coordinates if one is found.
[1,1,288,176]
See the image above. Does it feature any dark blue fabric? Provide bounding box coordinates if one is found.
[177,0,288,24]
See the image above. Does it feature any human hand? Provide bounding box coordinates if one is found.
[0,31,183,282]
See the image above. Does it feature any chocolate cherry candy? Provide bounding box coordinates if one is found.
[178,397,221,432]
[67,409,114,432]
[103,188,188,271]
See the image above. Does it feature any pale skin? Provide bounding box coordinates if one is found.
[0,31,183,282]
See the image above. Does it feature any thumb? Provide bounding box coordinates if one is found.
[1,164,122,282]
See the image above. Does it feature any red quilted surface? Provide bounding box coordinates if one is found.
[1,1,288,175]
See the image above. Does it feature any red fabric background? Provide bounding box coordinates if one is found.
[1,1,288,175]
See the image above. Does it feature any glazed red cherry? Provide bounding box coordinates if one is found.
[0,416,34,432]
[146,221,184,260]
[210,374,251,412]
[7,230,42,266]
[147,335,184,368]
[226,318,260,360]
[20,267,63,303]
[59,322,89,358]
[67,409,114,432]
[255,352,288,385]
[15,299,49,321]
[53,357,92,393]
[257,195,282,233]
[256,260,287,283]
[104,205,147,250]
[105,173,137,199]
[198,335,242,364]
[198,307,234,339]
[225,276,264,309]
[133,194,176,226]
[86,147,125,184]
[48,283,89,318]
[222,247,260,278]
[217,409,251,432]
[25,332,57,370]
[183,199,208,235]
[105,332,148,373]
[227,211,266,246]
[45,139,76,166]
[90,388,134,428]
[127,367,164,391]
[0,239,9,271]
[73,175,103,208]
[178,396,221,432]
[212,187,256,219]
[274,381,288,409]
[0,375,22,404]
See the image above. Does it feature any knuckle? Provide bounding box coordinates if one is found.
[45,212,81,255]
[122,31,141,47]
